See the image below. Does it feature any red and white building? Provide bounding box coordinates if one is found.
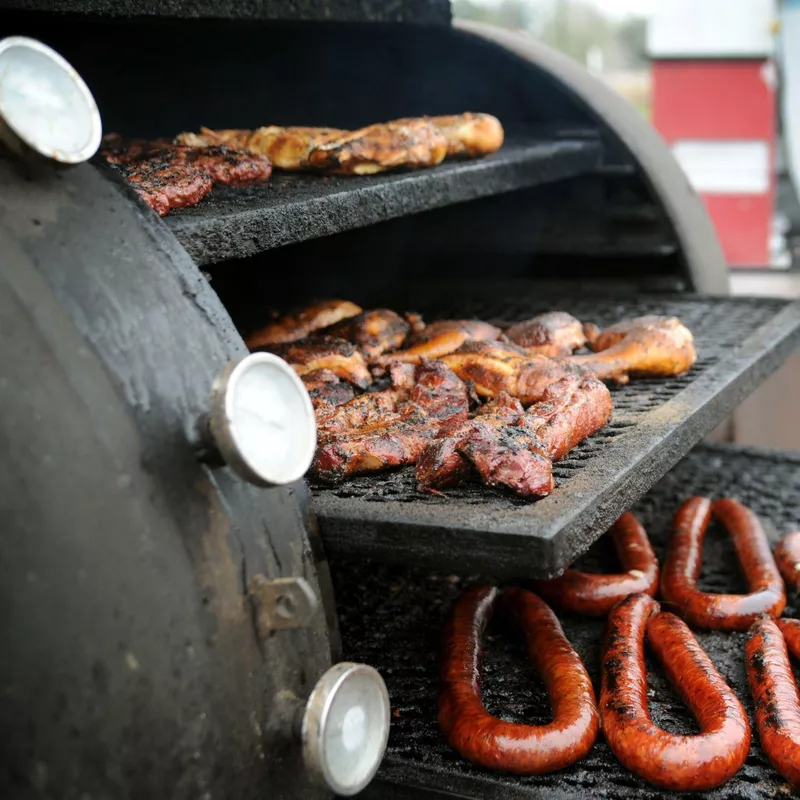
[649,0,779,267]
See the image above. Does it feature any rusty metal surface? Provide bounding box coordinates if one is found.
[313,294,800,579]
[333,443,800,800]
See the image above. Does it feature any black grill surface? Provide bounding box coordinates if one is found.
[166,138,601,264]
[313,293,800,579]
[332,443,800,800]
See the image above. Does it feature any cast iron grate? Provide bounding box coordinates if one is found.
[166,138,602,264]
[332,443,800,800]
[312,294,800,578]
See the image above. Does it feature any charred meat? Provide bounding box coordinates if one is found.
[416,394,554,497]
[576,315,696,382]
[322,309,410,359]
[374,320,502,366]
[255,336,372,389]
[505,311,587,357]
[526,374,613,460]
[302,370,356,411]
[246,300,363,348]
[316,390,405,441]
[416,374,612,497]
[179,119,447,174]
[100,134,272,216]
[441,340,584,405]
[312,361,468,483]
[177,113,503,174]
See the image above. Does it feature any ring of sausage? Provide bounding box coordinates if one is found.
[600,593,751,790]
[660,497,785,630]
[531,511,658,616]
[746,616,800,788]
[774,532,800,593]
[438,585,599,774]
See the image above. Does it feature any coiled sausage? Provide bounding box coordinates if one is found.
[774,532,800,593]
[531,511,658,615]
[600,593,751,790]
[660,497,785,630]
[745,616,800,788]
[438,585,599,774]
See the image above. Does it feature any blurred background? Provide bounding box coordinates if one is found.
[454,0,800,449]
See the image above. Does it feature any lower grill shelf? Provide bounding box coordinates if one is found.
[332,444,800,800]
[313,293,800,579]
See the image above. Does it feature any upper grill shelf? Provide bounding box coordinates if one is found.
[165,138,601,265]
[1,0,452,23]
[311,293,800,579]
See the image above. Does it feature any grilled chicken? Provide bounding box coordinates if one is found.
[176,113,503,174]
[575,315,696,382]
[101,134,272,216]
[441,340,584,405]
[416,374,612,497]
[177,126,347,169]
[505,311,587,357]
[428,113,505,157]
[322,309,410,359]
[255,336,372,389]
[246,300,363,348]
[307,118,448,174]
[374,320,502,366]
[302,370,356,411]
[178,119,448,174]
[312,361,468,483]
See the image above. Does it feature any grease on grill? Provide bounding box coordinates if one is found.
[332,444,800,799]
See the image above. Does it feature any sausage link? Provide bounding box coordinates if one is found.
[601,593,751,791]
[531,511,658,615]
[438,585,599,774]
[660,497,786,630]
[774,532,800,593]
[745,616,800,788]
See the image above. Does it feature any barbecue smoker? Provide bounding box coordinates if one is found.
[2,2,800,799]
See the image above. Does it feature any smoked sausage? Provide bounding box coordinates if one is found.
[774,532,800,593]
[531,511,658,615]
[601,593,751,790]
[745,616,800,788]
[660,497,785,630]
[438,585,599,774]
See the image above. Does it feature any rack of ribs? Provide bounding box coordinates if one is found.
[416,374,612,497]
[312,361,469,483]
[302,370,356,411]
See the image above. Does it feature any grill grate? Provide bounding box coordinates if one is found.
[312,293,800,578]
[166,139,601,264]
[332,443,800,800]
